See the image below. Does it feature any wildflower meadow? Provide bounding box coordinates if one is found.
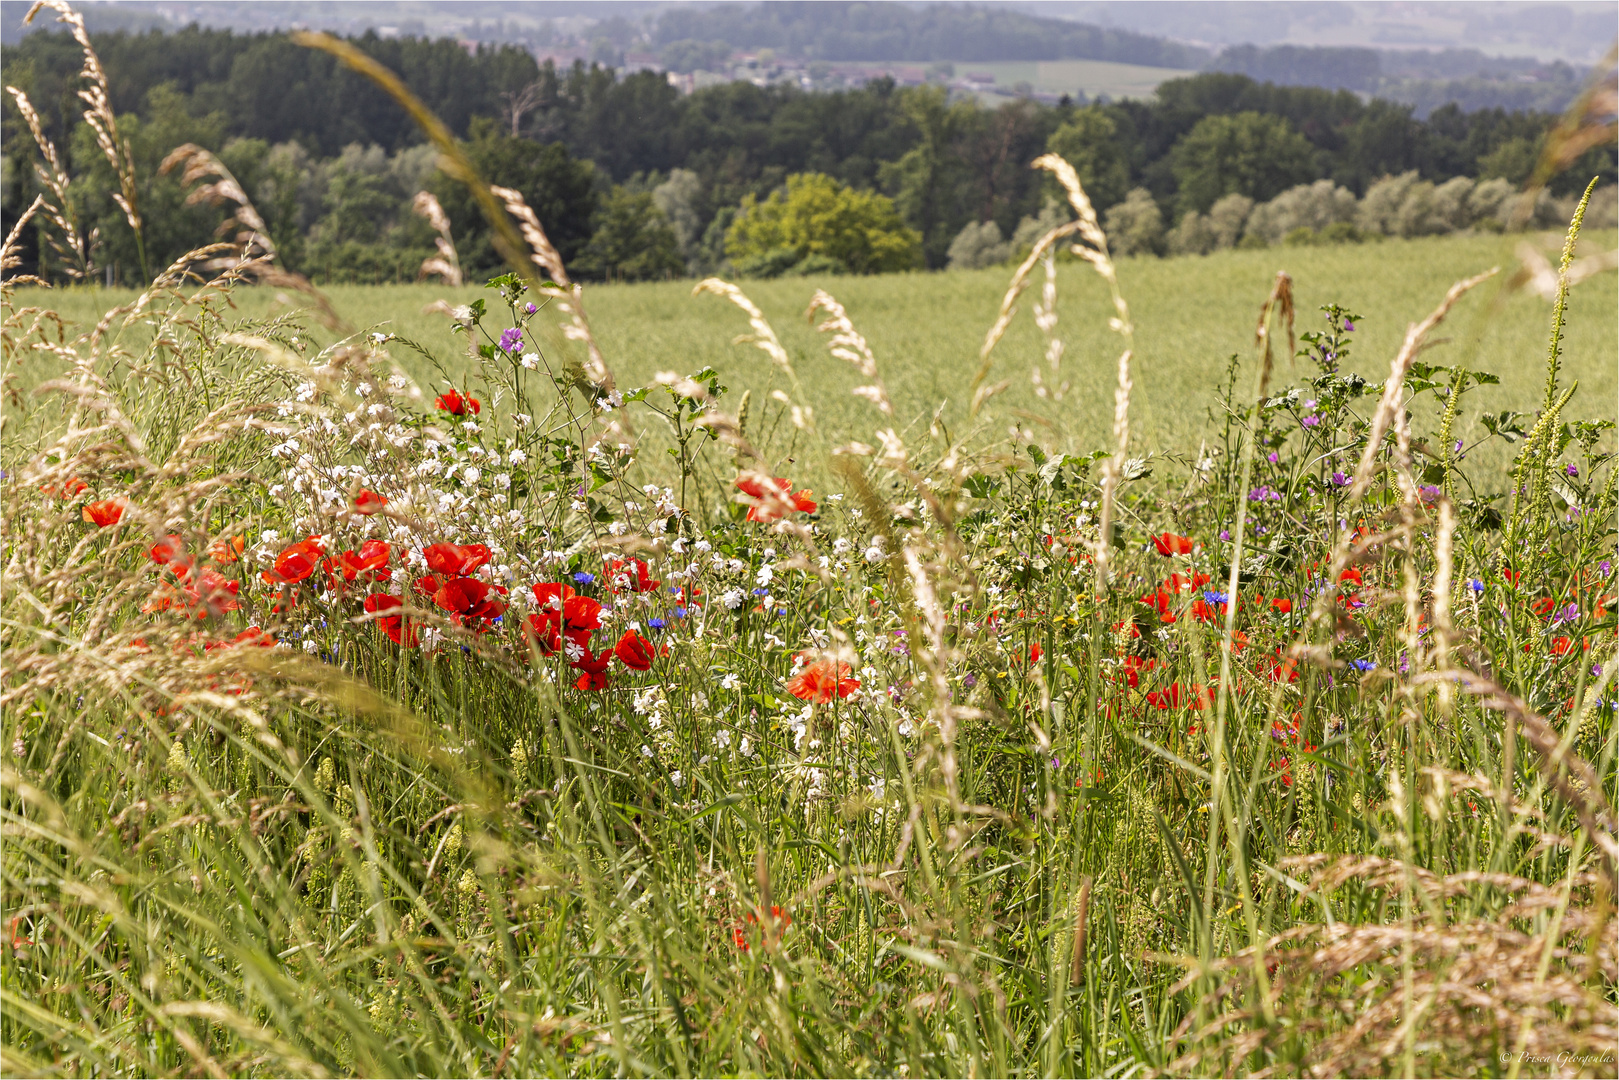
[3,10,1616,1078]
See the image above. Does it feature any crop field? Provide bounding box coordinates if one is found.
[950,58,1197,101]
[17,229,1616,487]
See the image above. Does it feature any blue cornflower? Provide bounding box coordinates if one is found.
[752,588,768,596]
[647,618,667,631]
[1203,590,1229,605]
[1467,579,1484,593]
[1348,659,1376,671]
[672,606,689,619]
[572,571,595,586]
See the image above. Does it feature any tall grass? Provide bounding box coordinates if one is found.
[3,14,1615,1078]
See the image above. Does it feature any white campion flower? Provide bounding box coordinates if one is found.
[720,673,741,690]
[738,735,753,758]
[520,352,540,369]
[494,473,511,490]
[451,305,472,322]
[512,414,531,428]
[462,466,481,484]
[755,564,774,587]
[462,421,480,434]
[608,521,628,536]
[693,540,712,554]
[508,448,527,465]
[721,588,745,610]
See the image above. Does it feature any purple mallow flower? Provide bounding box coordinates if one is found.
[1330,471,1350,487]
[1565,463,1579,477]
[1301,415,1320,427]
[1343,319,1354,331]
[498,327,523,353]
[524,302,537,315]
[1248,486,1281,502]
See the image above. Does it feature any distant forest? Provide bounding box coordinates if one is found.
[2,25,1613,284]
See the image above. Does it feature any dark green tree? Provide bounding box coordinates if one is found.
[573,187,684,281]
[1170,111,1318,215]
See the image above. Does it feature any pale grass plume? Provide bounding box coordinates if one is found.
[806,289,892,416]
[411,191,463,286]
[1,195,50,287]
[1348,267,1497,504]
[490,185,614,392]
[27,0,144,263]
[1035,152,1137,588]
[969,218,1080,411]
[5,86,94,279]
[696,278,818,433]
[1029,250,1067,400]
[160,144,276,260]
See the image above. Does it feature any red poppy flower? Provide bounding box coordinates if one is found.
[209,535,245,563]
[572,648,613,691]
[1338,567,1363,587]
[732,905,792,950]
[190,568,242,617]
[433,577,507,626]
[41,477,88,499]
[530,585,602,633]
[82,499,125,527]
[1019,642,1044,666]
[1550,636,1589,656]
[353,489,387,515]
[1119,655,1158,688]
[365,593,417,646]
[523,614,590,656]
[423,542,491,577]
[1140,589,1177,623]
[614,629,655,671]
[605,557,661,594]
[1152,532,1193,556]
[1529,597,1556,617]
[150,534,186,565]
[261,537,325,585]
[1145,682,1213,710]
[736,474,816,523]
[339,539,391,583]
[204,626,276,651]
[787,661,860,703]
[1265,652,1300,683]
[434,389,480,416]
[1271,597,1293,615]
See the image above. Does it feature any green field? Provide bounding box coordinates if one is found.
[952,57,1197,100]
[18,229,1617,480]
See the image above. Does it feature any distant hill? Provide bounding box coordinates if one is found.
[651,2,1210,67]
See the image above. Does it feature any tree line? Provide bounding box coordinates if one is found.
[2,26,1612,285]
